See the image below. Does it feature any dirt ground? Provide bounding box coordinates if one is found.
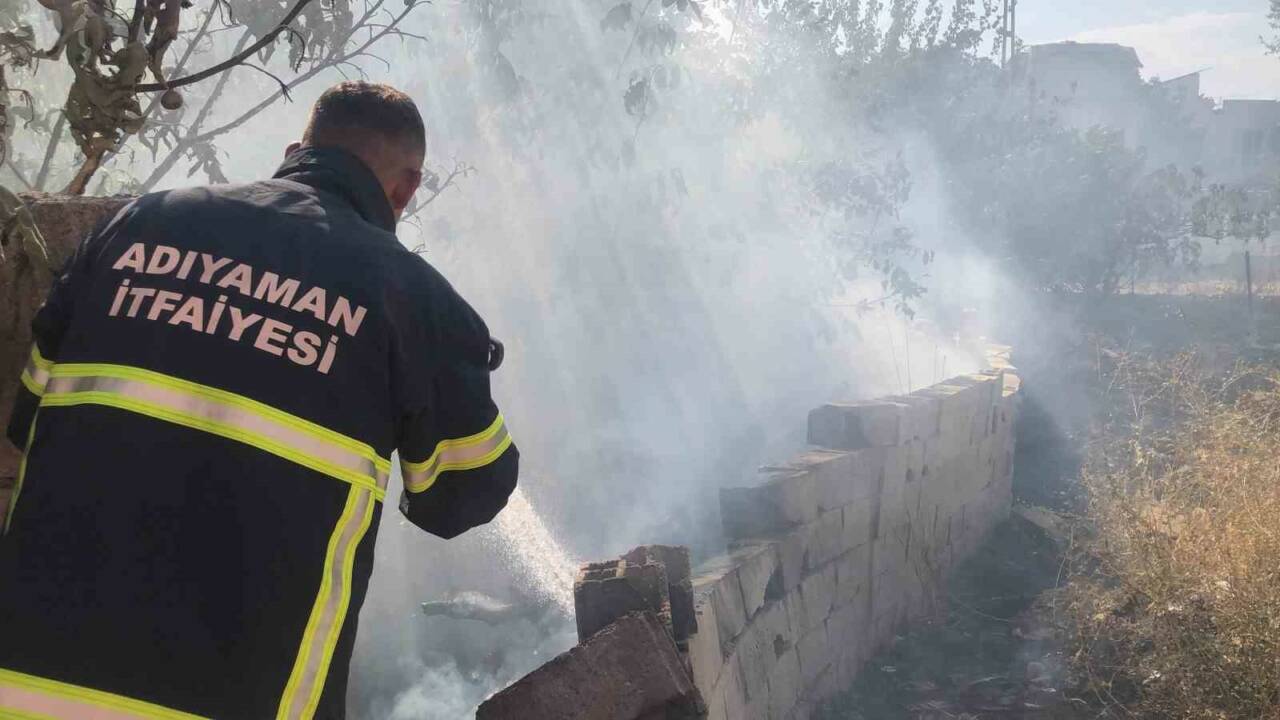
[815,511,1089,720]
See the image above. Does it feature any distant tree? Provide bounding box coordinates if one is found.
[1266,0,1280,56]
[0,1,426,195]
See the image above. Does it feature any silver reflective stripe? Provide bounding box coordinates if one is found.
[20,346,51,395]
[277,486,375,719]
[43,369,390,496]
[402,421,512,494]
[0,668,207,720]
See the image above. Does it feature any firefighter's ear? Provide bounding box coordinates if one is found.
[285,142,301,158]
[387,167,422,220]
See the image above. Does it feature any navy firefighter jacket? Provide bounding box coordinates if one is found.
[0,146,519,719]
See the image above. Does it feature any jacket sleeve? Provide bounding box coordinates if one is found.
[6,221,103,450]
[394,285,518,539]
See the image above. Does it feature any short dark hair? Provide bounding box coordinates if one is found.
[302,81,425,155]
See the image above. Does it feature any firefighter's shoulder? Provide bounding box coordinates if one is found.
[389,250,490,349]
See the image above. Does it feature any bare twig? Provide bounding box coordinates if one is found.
[241,63,293,100]
[63,145,106,195]
[135,0,321,91]
[187,0,416,146]
[4,157,33,190]
[135,0,421,191]
[33,111,65,190]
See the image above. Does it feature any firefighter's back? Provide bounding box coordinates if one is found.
[0,172,419,719]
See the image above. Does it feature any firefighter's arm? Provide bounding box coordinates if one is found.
[396,304,518,539]
[6,224,101,450]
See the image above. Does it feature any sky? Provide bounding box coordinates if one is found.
[1017,0,1280,100]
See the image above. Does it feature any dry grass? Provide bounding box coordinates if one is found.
[1065,351,1280,718]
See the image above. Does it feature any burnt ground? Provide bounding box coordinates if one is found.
[815,511,1087,720]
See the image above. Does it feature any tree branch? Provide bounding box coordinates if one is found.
[63,145,106,195]
[135,0,320,92]
[33,111,65,190]
[4,158,33,190]
[188,1,418,146]
[135,0,420,190]
[136,28,253,191]
[241,63,293,100]
[127,0,146,41]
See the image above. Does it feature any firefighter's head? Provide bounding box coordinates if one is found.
[290,81,427,220]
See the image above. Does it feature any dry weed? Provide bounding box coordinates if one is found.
[1065,350,1280,718]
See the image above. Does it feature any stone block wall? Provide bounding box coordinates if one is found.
[0,194,131,524]
[692,359,1019,720]
[481,351,1021,720]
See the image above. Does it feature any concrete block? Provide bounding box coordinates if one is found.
[745,689,770,720]
[777,525,811,592]
[712,653,747,720]
[806,510,846,569]
[704,686,729,720]
[843,500,876,550]
[927,380,990,457]
[834,543,872,609]
[919,438,940,487]
[795,564,837,632]
[985,344,1013,369]
[871,561,907,626]
[735,599,793,706]
[826,599,870,680]
[807,401,905,450]
[856,446,891,490]
[919,467,958,523]
[800,658,840,706]
[795,624,831,690]
[687,594,725,700]
[623,544,696,642]
[732,542,783,619]
[477,611,703,720]
[693,556,748,652]
[902,439,925,485]
[574,557,671,642]
[872,528,910,580]
[788,450,858,513]
[721,469,821,539]
[774,448,886,515]
[766,647,802,720]
[883,393,941,441]
[872,447,906,540]
[963,371,1003,408]
[976,435,998,486]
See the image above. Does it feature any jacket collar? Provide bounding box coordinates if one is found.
[272,146,397,232]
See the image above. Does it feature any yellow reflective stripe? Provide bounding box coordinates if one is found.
[20,346,51,396]
[29,345,52,372]
[0,667,207,720]
[19,370,43,397]
[41,364,390,499]
[3,414,36,535]
[277,486,375,720]
[401,414,512,494]
[50,364,391,477]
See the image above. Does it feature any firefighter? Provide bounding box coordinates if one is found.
[0,82,519,719]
